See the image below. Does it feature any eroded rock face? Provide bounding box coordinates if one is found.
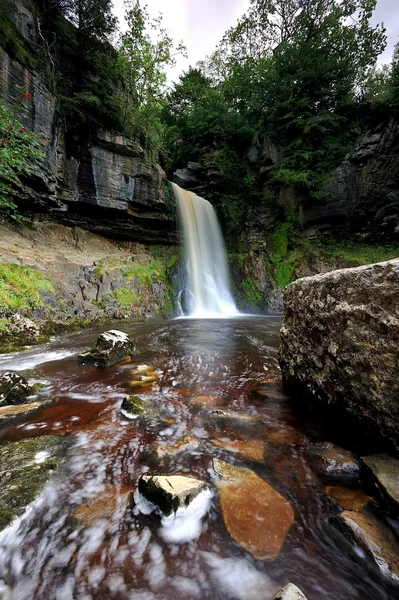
[331,510,399,584]
[78,330,136,367]
[137,474,208,517]
[212,458,294,561]
[280,259,399,451]
[0,372,34,406]
[324,486,369,511]
[274,583,308,600]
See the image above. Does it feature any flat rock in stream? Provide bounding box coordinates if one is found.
[331,510,399,583]
[0,372,37,406]
[212,458,294,561]
[211,438,266,464]
[155,436,200,457]
[208,409,263,425]
[310,442,361,481]
[0,435,65,531]
[274,583,308,599]
[78,330,137,367]
[137,474,208,517]
[0,400,47,422]
[361,454,399,507]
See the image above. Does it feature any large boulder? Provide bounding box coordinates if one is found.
[279,259,399,451]
[361,454,399,508]
[78,330,137,367]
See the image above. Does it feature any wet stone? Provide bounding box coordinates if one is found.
[267,430,304,447]
[361,454,399,508]
[0,400,47,422]
[211,438,265,464]
[0,371,36,406]
[212,458,294,561]
[310,442,361,481]
[208,409,263,425]
[71,486,133,528]
[191,395,219,408]
[274,583,308,599]
[137,474,208,517]
[155,436,200,458]
[331,510,399,584]
[324,485,370,511]
[78,330,137,367]
[120,396,145,420]
[0,435,65,531]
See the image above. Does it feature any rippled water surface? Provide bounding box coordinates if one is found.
[0,317,394,600]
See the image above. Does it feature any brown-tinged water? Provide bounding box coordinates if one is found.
[0,317,395,600]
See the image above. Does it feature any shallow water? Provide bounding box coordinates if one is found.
[0,317,395,600]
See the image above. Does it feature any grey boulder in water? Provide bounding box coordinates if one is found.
[78,330,137,367]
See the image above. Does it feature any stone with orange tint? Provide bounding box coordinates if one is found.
[70,486,133,527]
[324,485,369,511]
[267,430,304,447]
[191,395,219,408]
[213,458,294,561]
[211,438,265,464]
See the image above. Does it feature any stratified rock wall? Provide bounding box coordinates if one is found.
[0,4,176,243]
[279,259,399,451]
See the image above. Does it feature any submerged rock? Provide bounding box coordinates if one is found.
[78,330,137,367]
[191,395,219,408]
[71,486,133,528]
[208,409,263,425]
[310,442,361,481]
[0,435,65,531]
[211,438,265,464]
[331,510,399,583]
[324,485,369,511]
[137,474,208,517]
[274,583,308,599]
[212,458,294,561]
[155,436,200,458]
[361,454,399,507]
[279,259,399,452]
[0,372,36,406]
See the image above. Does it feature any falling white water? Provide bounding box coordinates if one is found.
[172,183,238,318]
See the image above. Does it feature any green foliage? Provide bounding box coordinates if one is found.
[0,263,54,314]
[112,287,140,309]
[270,222,292,264]
[0,94,44,219]
[123,255,178,285]
[318,242,399,265]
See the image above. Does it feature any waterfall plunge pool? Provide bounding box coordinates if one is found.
[0,317,393,600]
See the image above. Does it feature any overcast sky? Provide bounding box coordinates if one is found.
[113,0,399,84]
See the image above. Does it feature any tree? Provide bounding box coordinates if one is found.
[0,91,44,219]
[117,0,186,152]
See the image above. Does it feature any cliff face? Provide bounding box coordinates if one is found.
[301,120,399,240]
[0,2,176,243]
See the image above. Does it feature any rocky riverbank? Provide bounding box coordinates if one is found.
[0,221,179,352]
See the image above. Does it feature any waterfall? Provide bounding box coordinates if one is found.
[172,183,238,318]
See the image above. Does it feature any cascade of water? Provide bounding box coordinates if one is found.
[172,183,238,318]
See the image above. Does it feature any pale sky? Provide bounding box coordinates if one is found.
[113,0,399,85]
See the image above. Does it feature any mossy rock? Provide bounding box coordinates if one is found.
[0,435,66,531]
[121,396,145,419]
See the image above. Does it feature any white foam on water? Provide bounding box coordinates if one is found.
[120,409,140,420]
[0,350,76,372]
[34,451,50,464]
[201,552,276,600]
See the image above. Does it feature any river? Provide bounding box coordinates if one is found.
[0,317,393,600]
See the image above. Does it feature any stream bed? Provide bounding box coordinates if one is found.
[0,317,395,600]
